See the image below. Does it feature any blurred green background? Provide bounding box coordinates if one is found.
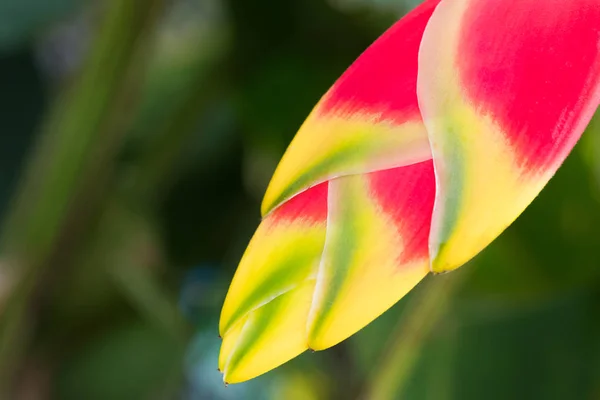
[1,0,600,399]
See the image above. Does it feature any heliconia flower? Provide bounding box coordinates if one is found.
[219,0,600,383]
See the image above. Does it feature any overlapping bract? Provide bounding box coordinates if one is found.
[420,0,600,272]
[219,0,600,383]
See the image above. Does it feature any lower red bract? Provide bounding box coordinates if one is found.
[369,160,436,264]
[270,181,328,224]
[457,0,600,169]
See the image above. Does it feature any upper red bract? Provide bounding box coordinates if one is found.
[458,0,600,169]
[319,0,441,123]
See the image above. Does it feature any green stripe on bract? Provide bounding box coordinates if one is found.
[429,121,464,269]
[307,175,366,343]
[224,290,288,374]
[264,125,381,215]
[224,280,314,380]
[262,119,429,216]
[221,229,324,334]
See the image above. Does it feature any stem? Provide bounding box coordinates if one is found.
[362,270,468,400]
[1,0,159,263]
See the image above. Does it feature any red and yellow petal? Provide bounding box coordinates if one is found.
[220,0,443,383]
[261,0,441,216]
[418,0,600,273]
[222,280,315,383]
[307,161,435,350]
[219,183,328,337]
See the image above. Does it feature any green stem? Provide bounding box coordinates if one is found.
[2,0,159,262]
[363,270,468,400]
